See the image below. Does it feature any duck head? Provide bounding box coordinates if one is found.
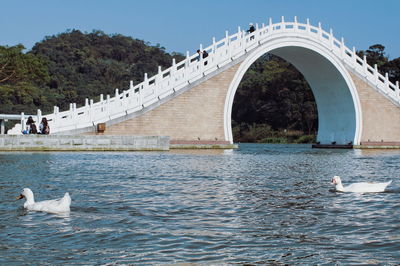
[16,188,35,205]
[331,176,341,185]
[331,176,344,191]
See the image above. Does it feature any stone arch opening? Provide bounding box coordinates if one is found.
[231,53,318,143]
[225,38,362,145]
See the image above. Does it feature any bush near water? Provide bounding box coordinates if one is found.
[1,30,399,143]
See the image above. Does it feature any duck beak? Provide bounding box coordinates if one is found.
[16,194,24,200]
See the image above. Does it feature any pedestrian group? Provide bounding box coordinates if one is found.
[23,116,50,135]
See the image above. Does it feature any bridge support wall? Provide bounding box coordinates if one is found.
[93,63,242,143]
[83,54,400,146]
[349,71,400,144]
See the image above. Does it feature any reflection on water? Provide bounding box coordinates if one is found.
[0,144,399,264]
[168,148,230,155]
[354,148,400,157]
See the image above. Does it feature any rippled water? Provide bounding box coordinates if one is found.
[0,144,399,264]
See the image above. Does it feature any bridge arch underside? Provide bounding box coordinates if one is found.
[227,44,360,145]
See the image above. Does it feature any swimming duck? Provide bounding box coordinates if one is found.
[17,188,71,213]
[331,176,392,193]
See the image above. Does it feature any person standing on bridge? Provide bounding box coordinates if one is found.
[196,49,201,61]
[202,49,209,65]
[247,23,255,40]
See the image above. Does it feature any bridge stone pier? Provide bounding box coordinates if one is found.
[88,62,242,145]
[6,17,400,148]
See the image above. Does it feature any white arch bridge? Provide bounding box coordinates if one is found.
[4,17,400,147]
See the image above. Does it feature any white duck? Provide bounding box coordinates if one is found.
[17,188,71,214]
[331,176,392,193]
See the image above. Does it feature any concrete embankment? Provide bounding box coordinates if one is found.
[0,135,170,151]
[0,135,238,151]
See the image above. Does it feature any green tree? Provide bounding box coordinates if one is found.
[0,45,49,85]
[0,44,52,114]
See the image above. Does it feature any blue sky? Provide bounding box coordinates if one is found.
[1,0,399,58]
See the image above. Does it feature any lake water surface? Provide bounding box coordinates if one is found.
[0,144,399,264]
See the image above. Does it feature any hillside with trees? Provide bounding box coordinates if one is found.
[1,30,399,142]
[0,30,184,116]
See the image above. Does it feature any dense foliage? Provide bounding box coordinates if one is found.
[0,45,52,114]
[1,29,399,142]
[31,30,185,110]
[232,54,317,143]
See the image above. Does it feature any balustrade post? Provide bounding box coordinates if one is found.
[318,22,323,40]
[89,99,94,123]
[212,38,216,55]
[171,58,177,86]
[129,80,134,91]
[106,95,111,117]
[306,18,310,33]
[225,31,232,59]
[156,66,162,95]
[53,106,58,129]
[224,31,229,56]
[100,94,104,117]
[185,51,190,67]
[84,100,89,123]
[37,109,42,127]
[269,17,273,33]
[143,73,148,91]
[255,23,259,42]
[341,38,345,57]
[72,103,76,127]
[237,26,241,50]
[121,90,127,109]
[115,88,121,112]
[352,47,357,65]
[385,73,390,91]
[185,51,190,80]
[374,64,378,84]
[69,103,73,121]
[197,45,203,73]
[138,85,143,107]
[1,119,4,135]
[20,112,25,133]
[363,55,368,75]
[329,29,334,49]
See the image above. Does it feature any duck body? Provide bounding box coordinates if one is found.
[331,176,392,193]
[17,188,71,214]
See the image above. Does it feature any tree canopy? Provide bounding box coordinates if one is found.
[232,54,317,142]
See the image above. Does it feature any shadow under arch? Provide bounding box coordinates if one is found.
[224,37,362,145]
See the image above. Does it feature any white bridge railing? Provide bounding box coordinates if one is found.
[7,16,400,134]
